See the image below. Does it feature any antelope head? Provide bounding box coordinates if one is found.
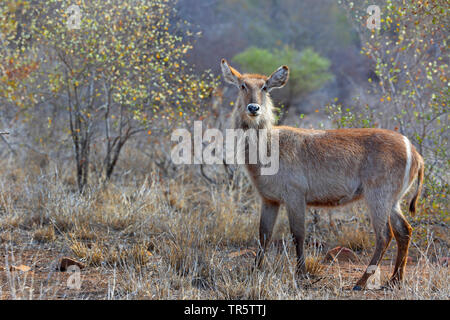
[221,59,289,130]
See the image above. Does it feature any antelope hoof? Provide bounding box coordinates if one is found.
[386,278,401,289]
[295,261,307,277]
[295,271,309,280]
[252,259,263,273]
[380,285,394,291]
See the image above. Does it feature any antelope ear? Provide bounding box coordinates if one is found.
[221,59,241,87]
[265,65,289,91]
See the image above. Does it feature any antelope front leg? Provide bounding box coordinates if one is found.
[286,197,306,276]
[254,199,280,270]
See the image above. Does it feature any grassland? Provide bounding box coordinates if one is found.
[0,146,448,300]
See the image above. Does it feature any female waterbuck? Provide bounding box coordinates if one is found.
[221,59,424,289]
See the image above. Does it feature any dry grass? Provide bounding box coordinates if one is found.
[305,256,325,276]
[337,226,370,252]
[33,225,56,243]
[0,149,448,300]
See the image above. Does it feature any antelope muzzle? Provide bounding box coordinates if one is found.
[247,104,261,116]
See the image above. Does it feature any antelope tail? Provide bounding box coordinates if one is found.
[409,162,424,216]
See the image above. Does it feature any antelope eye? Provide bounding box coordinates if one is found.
[241,83,246,90]
[262,85,267,91]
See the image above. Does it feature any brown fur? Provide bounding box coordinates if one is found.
[221,59,425,289]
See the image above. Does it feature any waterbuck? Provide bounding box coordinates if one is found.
[220,59,424,290]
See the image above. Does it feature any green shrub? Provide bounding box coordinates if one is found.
[232,46,332,120]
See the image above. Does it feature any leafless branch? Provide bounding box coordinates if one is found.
[0,133,16,155]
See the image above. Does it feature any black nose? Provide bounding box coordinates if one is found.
[247,104,260,114]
